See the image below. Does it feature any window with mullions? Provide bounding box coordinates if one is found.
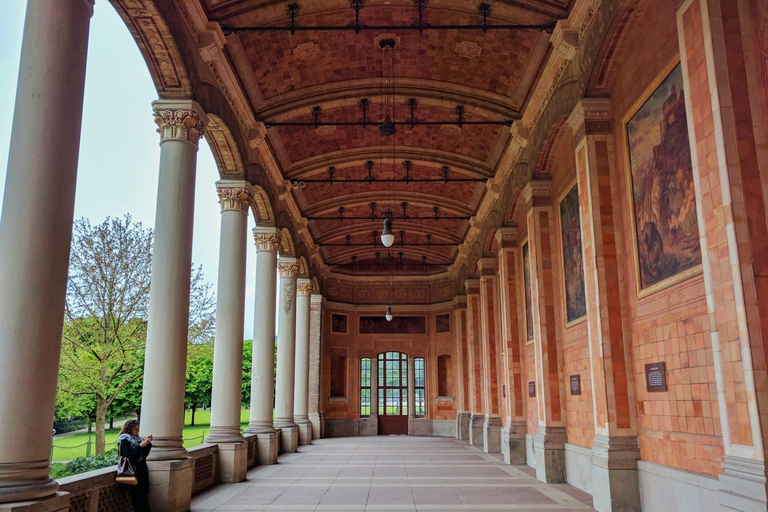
[360,358,371,417]
[378,352,408,416]
[414,357,426,417]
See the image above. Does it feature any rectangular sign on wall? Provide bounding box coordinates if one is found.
[528,381,536,397]
[645,362,667,392]
[570,375,581,395]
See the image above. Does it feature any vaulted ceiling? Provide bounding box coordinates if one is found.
[203,0,573,276]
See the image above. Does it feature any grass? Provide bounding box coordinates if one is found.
[51,409,251,461]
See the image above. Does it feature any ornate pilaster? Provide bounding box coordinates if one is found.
[465,278,485,447]
[478,257,503,454]
[568,98,640,511]
[523,179,566,483]
[453,295,470,440]
[495,226,527,465]
[153,100,207,146]
[308,293,325,439]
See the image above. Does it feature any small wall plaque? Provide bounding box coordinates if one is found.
[645,362,667,392]
[570,374,581,395]
[502,384,506,398]
[528,381,536,397]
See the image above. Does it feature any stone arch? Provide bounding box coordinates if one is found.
[251,185,276,226]
[107,0,191,99]
[456,264,470,292]
[502,162,532,224]
[467,241,483,276]
[205,114,246,178]
[279,228,295,257]
[297,256,310,278]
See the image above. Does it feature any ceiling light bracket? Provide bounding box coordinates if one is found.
[478,3,492,33]
[349,0,367,34]
[286,3,301,35]
[311,106,322,128]
[358,98,371,126]
[412,0,430,34]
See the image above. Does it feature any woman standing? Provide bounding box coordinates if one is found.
[117,419,153,511]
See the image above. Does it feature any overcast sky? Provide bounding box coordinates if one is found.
[0,3,260,339]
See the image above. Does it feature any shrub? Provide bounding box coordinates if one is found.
[51,449,118,479]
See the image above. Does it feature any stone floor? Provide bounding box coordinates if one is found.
[191,436,595,511]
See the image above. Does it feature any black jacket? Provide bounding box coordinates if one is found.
[119,440,152,495]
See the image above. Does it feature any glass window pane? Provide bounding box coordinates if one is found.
[378,388,384,415]
[378,359,384,386]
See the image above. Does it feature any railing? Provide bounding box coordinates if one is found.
[57,466,132,512]
[189,444,218,495]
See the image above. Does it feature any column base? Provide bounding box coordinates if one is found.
[309,413,324,439]
[533,425,566,483]
[501,420,527,465]
[483,416,502,454]
[255,432,279,465]
[469,414,485,447]
[0,492,69,512]
[205,426,245,444]
[214,442,247,484]
[296,419,313,445]
[0,461,59,504]
[146,436,188,461]
[456,412,470,440]
[276,423,298,454]
[590,434,640,512]
[146,458,193,512]
[718,455,768,512]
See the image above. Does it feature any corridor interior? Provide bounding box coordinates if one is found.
[191,436,595,511]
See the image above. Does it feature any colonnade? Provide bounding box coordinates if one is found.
[0,2,317,510]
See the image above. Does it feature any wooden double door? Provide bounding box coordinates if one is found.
[377,351,409,435]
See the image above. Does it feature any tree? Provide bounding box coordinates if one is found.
[185,343,213,426]
[241,340,252,406]
[58,215,216,454]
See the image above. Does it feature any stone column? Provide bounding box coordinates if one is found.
[453,296,471,440]
[206,182,252,483]
[567,99,640,511]
[139,100,206,511]
[407,356,416,430]
[465,279,485,446]
[495,228,527,464]
[524,180,567,483]
[0,0,93,507]
[677,2,768,509]
[294,278,314,445]
[274,257,300,453]
[308,294,324,439]
[478,258,503,454]
[245,227,280,465]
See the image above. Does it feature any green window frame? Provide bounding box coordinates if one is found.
[360,357,371,417]
[414,357,426,417]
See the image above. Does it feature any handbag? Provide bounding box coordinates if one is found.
[115,456,138,485]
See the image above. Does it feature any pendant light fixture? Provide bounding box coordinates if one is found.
[385,304,393,322]
[379,38,396,138]
[381,216,394,247]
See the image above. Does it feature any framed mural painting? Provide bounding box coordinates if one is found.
[624,59,702,297]
[435,313,451,334]
[522,241,534,343]
[559,183,587,324]
[331,313,347,334]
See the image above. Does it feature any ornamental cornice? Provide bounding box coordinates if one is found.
[253,227,281,252]
[495,226,519,249]
[452,294,467,309]
[567,97,613,143]
[523,179,554,209]
[152,100,207,146]
[477,257,498,276]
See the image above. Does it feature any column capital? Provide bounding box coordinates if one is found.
[216,180,252,213]
[152,100,208,146]
[297,278,313,296]
[477,257,497,276]
[278,257,300,278]
[465,278,481,294]
[550,20,579,60]
[495,226,519,250]
[567,98,612,143]
[253,227,281,252]
[522,179,553,210]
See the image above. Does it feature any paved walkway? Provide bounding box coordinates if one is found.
[191,436,595,512]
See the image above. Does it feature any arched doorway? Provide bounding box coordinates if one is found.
[377,351,409,435]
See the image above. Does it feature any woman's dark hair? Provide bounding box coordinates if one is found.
[120,419,139,436]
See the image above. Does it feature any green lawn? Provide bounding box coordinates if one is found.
[51,409,251,461]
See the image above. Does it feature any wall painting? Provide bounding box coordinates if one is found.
[625,62,701,294]
[523,242,533,341]
[559,184,587,323]
[359,316,427,335]
[331,314,347,333]
[435,313,451,334]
